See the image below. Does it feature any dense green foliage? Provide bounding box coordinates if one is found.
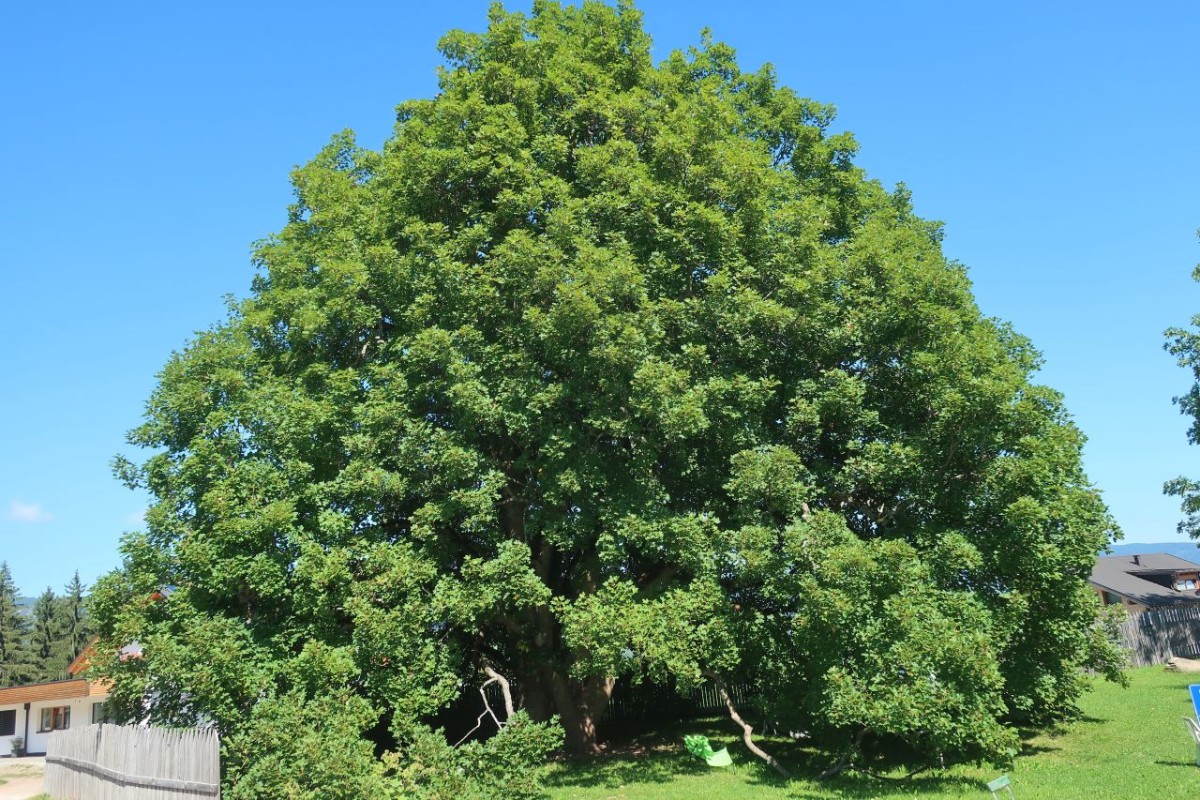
[1165,261,1200,537]
[92,0,1121,793]
[389,713,563,800]
[0,566,91,685]
[0,565,34,686]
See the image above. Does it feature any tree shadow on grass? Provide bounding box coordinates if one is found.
[549,742,992,798]
[545,751,708,789]
[1020,714,1106,735]
[1074,714,1107,725]
[546,723,715,789]
[786,773,988,799]
[735,740,992,798]
[1014,714,1106,752]
[550,717,1004,798]
[1017,742,1060,757]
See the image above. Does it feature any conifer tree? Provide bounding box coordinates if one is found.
[30,588,63,681]
[0,563,33,686]
[57,572,90,663]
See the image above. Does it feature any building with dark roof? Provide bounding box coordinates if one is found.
[1091,553,1200,614]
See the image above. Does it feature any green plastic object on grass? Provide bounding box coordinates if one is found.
[986,774,1015,798]
[683,734,733,767]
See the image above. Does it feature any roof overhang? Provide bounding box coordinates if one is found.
[0,679,107,706]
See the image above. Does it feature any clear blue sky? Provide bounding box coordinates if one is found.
[2,0,1198,593]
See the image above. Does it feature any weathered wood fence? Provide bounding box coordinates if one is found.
[1118,605,1200,667]
[44,723,219,800]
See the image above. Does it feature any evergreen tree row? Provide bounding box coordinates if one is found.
[0,564,91,686]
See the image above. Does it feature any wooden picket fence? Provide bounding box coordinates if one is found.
[1117,604,1200,667]
[44,723,220,800]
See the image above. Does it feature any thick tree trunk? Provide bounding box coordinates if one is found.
[498,487,615,754]
[552,672,615,755]
[518,663,615,755]
[519,674,555,722]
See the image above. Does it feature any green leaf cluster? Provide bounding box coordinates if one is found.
[390,712,563,800]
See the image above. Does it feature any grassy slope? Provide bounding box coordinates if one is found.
[546,667,1200,800]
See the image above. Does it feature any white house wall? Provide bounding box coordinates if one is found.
[0,696,107,756]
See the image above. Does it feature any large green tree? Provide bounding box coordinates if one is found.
[92,0,1120,781]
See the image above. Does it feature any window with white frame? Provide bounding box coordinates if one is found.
[38,706,70,732]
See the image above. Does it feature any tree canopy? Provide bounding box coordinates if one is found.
[1165,259,1200,536]
[92,1,1122,792]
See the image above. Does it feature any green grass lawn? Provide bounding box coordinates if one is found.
[546,667,1200,799]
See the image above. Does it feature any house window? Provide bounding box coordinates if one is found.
[1176,579,1197,591]
[38,706,70,732]
[0,710,14,737]
[91,702,112,724]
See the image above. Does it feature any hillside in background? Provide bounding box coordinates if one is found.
[1107,541,1200,562]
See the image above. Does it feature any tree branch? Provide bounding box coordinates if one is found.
[483,664,515,718]
[453,666,515,746]
[703,670,790,778]
[818,727,867,779]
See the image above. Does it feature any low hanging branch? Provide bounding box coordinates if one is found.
[453,665,515,747]
[818,727,868,780]
[703,670,790,778]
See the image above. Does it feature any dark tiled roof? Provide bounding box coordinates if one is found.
[1091,553,1200,608]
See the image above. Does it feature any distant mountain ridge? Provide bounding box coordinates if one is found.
[1106,541,1200,563]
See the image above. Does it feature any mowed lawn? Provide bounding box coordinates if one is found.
[546,667,1200,800]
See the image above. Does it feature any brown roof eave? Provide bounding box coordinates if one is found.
[0,678,99,706]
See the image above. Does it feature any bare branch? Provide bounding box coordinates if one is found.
[451,665,515,747]
[483,664,515,718]
[703,670,790,778]
[453,675,499,747]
